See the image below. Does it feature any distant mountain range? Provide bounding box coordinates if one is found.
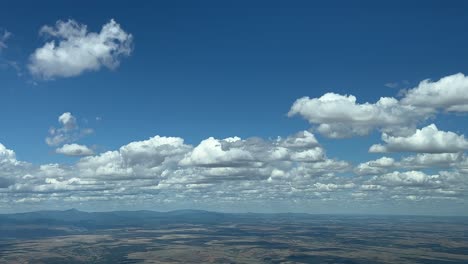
[0,209,232,226]
[1,209,464,227]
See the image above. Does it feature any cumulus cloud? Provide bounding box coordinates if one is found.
[77,135,191,179]
[401,73,468,112]
[288,93,430,138]
[180,131,326,168]
[0,143,30,189]
[46,112,93,147]
[0,143,17,163]
[180,137,258,168]
[120,135,190,167]
[288,73,468,139]
[369,124,468,153]
[56,144,94,156]
[28,19,133,79]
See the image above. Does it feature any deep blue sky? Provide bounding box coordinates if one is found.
[1,0,467,164]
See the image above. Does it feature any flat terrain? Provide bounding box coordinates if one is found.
[0,210,467,263]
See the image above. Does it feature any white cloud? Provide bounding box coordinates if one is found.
[369,124,468,153]
[401,73,468,112]
[179,137,258,167]
[0,143,30,189]
[288,73,468,139]
[0,143,17,164]
[120,135,191,167]
[56,144,94,156]
[76,150,131,178]
[288,93,430,138]
[77,135,191,179]
[28,19,133,79]
[180,132,326,168]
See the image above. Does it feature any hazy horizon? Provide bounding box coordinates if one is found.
[3,208,468,218]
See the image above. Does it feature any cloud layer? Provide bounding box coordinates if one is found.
[1,126,466,213]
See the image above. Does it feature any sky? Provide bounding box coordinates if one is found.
[0,0,468,215]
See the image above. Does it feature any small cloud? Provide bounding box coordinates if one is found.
[56,144,94,156]
[46,112,94,146]
[384,82,399,88]
[58,112,77,131]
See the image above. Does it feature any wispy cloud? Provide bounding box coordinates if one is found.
[46,112,94,147]
[0,29,11,52]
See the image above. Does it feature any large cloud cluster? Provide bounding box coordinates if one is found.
[289,73,468,139]
[288,93,429,138]
[1,131,369,210]
[1,125,466,213]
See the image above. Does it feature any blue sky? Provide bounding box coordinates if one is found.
[0,0,468,214]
